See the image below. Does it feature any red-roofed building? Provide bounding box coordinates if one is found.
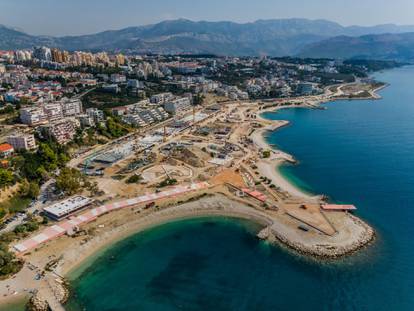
[0,143,14,158]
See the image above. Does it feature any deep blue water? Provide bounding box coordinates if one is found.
[66,66,414,311]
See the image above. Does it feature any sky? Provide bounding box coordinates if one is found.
[1,0,414,36]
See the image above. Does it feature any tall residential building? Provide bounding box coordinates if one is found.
[33,46,52,61]
[20,107,47,126]
[51,48,64,63]
[43,103,63,121]
[114,54,126,66]
[41,119,79,145]
[60,99,83,117]
[14,50,32,62]
[7,133,37,151]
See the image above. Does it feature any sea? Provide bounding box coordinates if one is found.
[11,66,414,310]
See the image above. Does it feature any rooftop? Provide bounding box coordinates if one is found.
[0,143,14,152]
[43,195,94,218]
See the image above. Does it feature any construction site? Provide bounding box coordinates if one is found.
[61,100,372,250]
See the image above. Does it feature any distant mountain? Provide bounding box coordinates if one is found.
[0,24,54,49]
[1,19,414,58]
[298,32,414,61]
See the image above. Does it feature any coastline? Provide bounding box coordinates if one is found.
[250,80,389,201]
[0,188,375,309]
[42,192,373,279]
[250,115,320,201]
[61,196,273,278]
[0,80,385,310]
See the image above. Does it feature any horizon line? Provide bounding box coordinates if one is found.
[2,17,412,38]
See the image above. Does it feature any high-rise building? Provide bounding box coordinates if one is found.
[33,46,52,61]
[51,48,66,63]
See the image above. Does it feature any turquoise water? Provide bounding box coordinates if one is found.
[65,66,414,310]
[65,217,379,311]
[0,300,26,311]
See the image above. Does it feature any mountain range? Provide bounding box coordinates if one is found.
[1,18,414,60]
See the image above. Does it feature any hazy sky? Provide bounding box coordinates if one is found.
[1,0,414,36]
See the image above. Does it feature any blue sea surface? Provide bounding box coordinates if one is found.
[66,66,414,310]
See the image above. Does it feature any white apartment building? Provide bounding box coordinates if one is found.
[20,107,47,125]
[110,74,127,83]
[41,118,79,145]
[86,108,105,123]
[61,99,83,117]
[122,114,147,127]
[150,92,174,104]
[43,103,63,121]
[7,133,37,151]
[164,97,192,115]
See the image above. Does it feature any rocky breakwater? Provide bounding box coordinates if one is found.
[26,277,69,311]
[257,212,375,259]
[26,294,49,311]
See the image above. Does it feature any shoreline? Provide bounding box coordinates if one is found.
[62,197,273,278]
[250,81,389,201]
[46,192,374,278]
[0,189,375,308]
[0,81,384,310]
[250,116,320,201]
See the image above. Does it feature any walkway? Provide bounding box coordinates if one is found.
[13,182,209,254]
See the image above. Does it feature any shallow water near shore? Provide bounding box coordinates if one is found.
[60,66,414,310]
[65,216,379,311]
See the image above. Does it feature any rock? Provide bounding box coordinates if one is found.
[26,293,49,311]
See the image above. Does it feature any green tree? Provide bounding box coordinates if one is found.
[193,94,205,106]
[262,150,271,158]
[27,182,40,199]
[56,167,84,195]
[126,174,141,184]
[0,242,21,276]
[38,143,58,171]
[0,169,14,188]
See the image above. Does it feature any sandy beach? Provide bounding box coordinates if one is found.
[249,117,320,201]
[0,188,374,309]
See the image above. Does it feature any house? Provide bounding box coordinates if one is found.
[0,143,14,158]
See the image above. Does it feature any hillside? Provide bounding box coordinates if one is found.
[298,33,414,61]
[1,19,414,58]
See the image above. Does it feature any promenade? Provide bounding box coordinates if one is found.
[13,182,209,254]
